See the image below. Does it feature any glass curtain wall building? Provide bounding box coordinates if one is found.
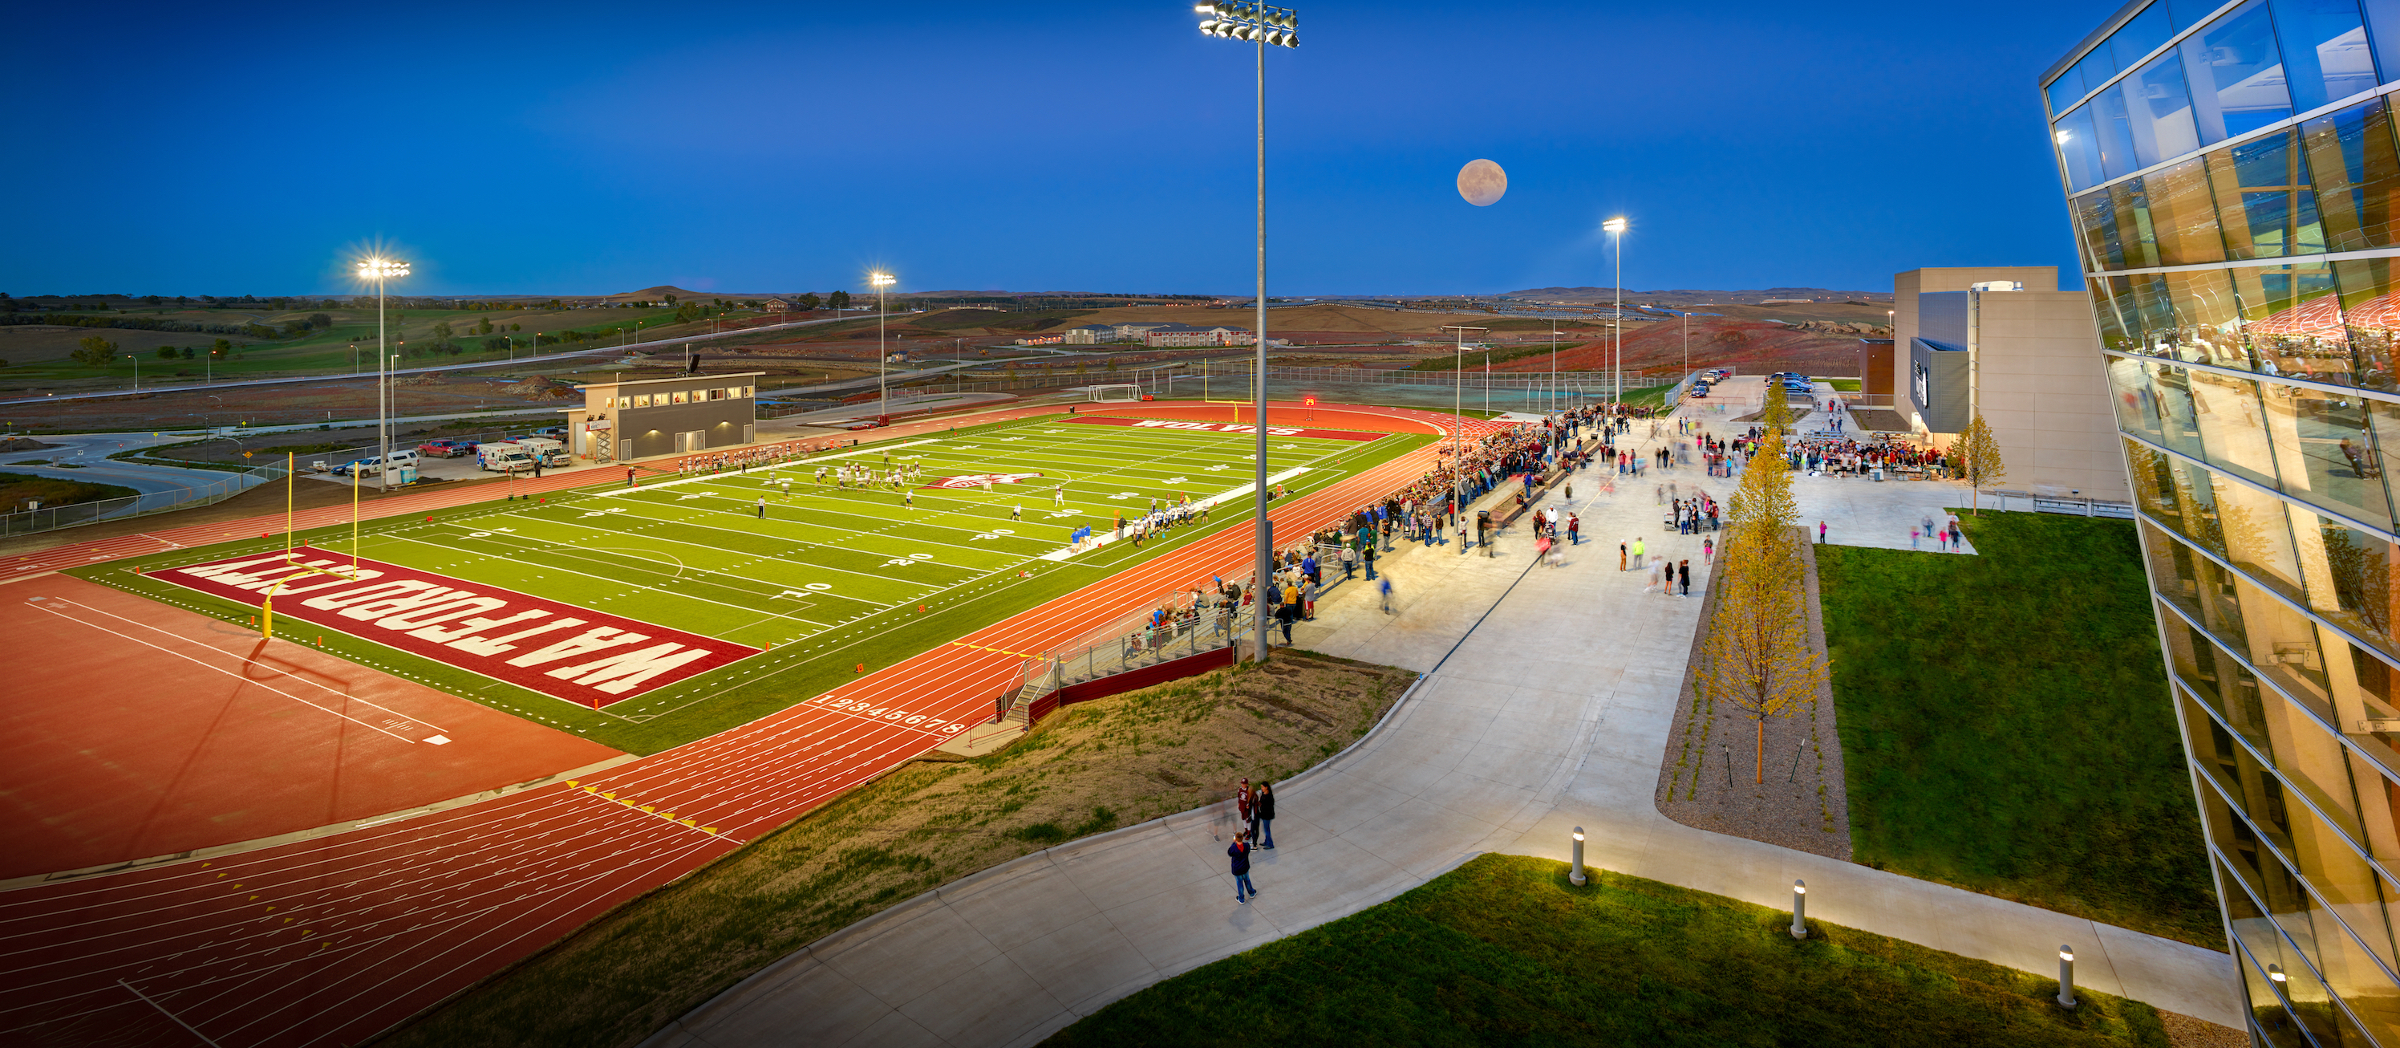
[2048,0,2400,1042]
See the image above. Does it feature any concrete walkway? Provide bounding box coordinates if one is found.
[645,418,2238,1048]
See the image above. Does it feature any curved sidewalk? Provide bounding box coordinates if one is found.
[646,436,2239,1048]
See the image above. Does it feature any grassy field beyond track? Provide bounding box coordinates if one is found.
[71,413,1428,753]
[1818,513,2220,949]
[1045,854,2172,1047]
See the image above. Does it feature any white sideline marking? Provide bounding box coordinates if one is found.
[1037,467,1311,562]
[597,440,941,496]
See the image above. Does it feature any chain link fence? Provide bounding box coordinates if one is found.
[2,461,288,538]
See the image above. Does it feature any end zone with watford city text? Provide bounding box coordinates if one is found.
[145,551,761,708]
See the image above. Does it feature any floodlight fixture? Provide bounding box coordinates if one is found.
[1195,2,1297,47]
[356,257,411,281]
[1602,217,1627,233]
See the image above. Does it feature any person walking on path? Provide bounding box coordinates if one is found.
[1620,542,1628,571]
[1364,543,1378,580]
[756,497,766,519]
[1818,520,1827,544]
[1255,782,1276,848]
[1275,600,1296,646]
[1379,576,1394,614]
[1342,545,1357,580]
[1236,779,1254,838]
[1679,559,1691,597]
[1633,537,1646,569]
[1302,578,1318,621]
[1228,833,1258,903]
[1703,536,1714,563]
[1567,513,1580,545]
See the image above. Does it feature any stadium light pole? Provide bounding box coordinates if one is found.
[1442,325,1484,556]
[357,257,410,494]
[1603,217,1625,413]
[872,271,896,421]
[1194,0,1297,663]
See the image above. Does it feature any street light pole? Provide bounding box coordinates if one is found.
[1441,324,1485,555]
[1603,217,1626,413]
[356,257,410,495]
[872,272,896,421]
[1195,0,1297,664]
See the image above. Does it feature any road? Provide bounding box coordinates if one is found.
[2,432,279,521]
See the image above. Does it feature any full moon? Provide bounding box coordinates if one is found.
[1457,159,1507,206]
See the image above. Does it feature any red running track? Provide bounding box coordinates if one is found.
[0,402,1473,1048]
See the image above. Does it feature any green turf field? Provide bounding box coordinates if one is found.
[77,413,1428,753]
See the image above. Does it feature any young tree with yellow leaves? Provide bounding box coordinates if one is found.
[1952,413,2007,515]
[1695,422,1827,784]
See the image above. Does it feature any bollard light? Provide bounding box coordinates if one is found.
[1790,880,1807,939]
[1569,826,1587,886]
[2057,945,2077,1009]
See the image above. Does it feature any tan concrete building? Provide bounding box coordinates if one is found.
[1891,266,2127,501]
[561,372,761,464]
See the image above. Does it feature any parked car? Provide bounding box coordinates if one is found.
[416,439,474,458]
[335,449,420,477]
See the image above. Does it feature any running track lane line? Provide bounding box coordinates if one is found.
[21,598,433,745]
[0,414,1456,1047]
[35,594,453,736]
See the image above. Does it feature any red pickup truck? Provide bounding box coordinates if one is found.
[417,439,475,458]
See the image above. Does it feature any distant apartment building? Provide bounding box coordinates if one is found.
[762,298,793,313]
[2046,0,2400,1042]
[1888,266,2127,500]
[1143,324,1249,347]
[1062,325,1118,345]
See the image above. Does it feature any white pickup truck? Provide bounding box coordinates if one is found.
[334,449,418,477]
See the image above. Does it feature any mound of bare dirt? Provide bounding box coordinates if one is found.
[0,437,57,453]
[499,374,577,400]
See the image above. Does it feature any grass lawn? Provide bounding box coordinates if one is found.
[1817,513,2220,949]
[1046,853,2171,1047]
[381,652,1415,1048]
[0,471,138,508]
[72,413,1427,753]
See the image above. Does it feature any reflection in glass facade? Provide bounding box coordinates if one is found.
[2053,1,2400,1041]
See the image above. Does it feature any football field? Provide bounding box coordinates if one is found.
[88,412,1428,753]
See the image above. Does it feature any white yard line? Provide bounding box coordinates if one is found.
[379,532,860,624]
[1038,466,1313,562]
[594,439,943,497]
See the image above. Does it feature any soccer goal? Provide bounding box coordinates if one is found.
[1087,384,1141,403]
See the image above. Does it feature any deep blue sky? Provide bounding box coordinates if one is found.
[4,1,2107,298]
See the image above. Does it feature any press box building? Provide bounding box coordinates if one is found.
[1887,266,2130,500]
[561,372,762,464]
